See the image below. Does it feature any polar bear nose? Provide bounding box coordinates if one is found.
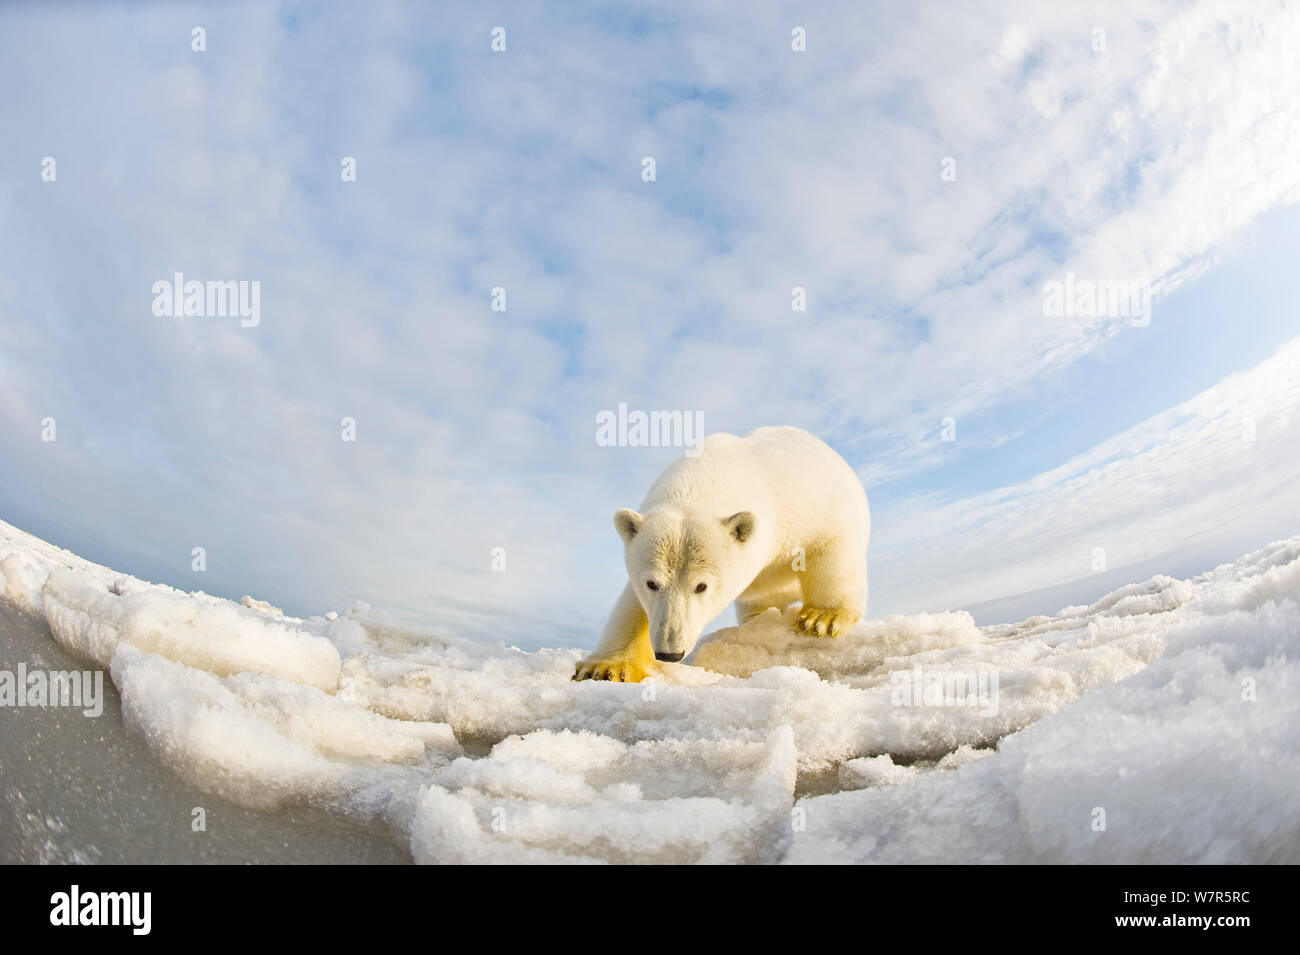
[655,651,684,663]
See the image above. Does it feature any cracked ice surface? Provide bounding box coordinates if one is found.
[1,518,1296,863]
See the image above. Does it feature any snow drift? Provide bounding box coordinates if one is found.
[0,518,1296,863]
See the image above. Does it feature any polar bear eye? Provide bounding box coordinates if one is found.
[646,580,659,591]
[695,582,707,594]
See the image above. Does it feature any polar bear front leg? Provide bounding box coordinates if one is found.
[573,583,658,683]
[795,540,865,638]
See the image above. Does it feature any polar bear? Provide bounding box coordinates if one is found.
[573,426,870,682]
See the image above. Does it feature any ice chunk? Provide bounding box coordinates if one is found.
[694,608,983,682]
[111,646,459,813]
[42,568,341,691]
[410,727,796,864]
[0,552,47,614]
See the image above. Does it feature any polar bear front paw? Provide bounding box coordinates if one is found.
[795,607,856,638]
[572,657,656,683]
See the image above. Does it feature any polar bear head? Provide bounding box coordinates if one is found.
[614,506,757,661]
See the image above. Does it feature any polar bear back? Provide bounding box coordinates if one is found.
[641,426,869,557]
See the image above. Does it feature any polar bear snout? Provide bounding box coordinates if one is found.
[651,620,696,659]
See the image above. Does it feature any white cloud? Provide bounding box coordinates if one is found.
[873,336,1300,616]
[0,1,1298,645]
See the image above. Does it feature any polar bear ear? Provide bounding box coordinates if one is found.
[723,511,756,543]
[614,508,644,542]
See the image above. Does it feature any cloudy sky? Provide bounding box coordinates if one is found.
[2,1,1299,648]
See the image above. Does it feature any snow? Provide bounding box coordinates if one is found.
[43,567,341,691]
[0,517,1296,863]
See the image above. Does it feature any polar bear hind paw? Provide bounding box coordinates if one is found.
[795,607,856,638]
[572,657,656,683]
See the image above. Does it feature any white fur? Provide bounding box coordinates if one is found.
[574,426,870,682]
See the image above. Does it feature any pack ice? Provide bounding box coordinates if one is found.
[1,518,1296,863]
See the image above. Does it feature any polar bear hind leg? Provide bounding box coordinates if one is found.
[736,580,803,623]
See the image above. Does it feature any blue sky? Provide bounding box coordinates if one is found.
[886,202,1300,507]
[2,1,1300,648]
